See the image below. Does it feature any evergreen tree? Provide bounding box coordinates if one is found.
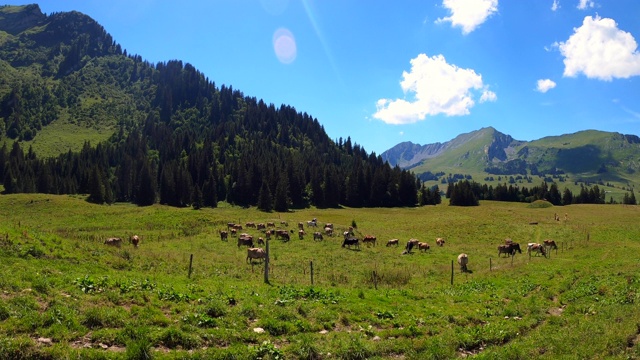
[135,161,156,206]
[192,186,204,210]
[274,175,289,212]
[562,187,573,205]
[258,180,273,212]
[87,166,105,204]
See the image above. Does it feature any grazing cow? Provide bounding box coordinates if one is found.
[527,243,547,257]
[280,221,288,226]
[130,235,140,247]
[436,238,445,247]
[219,230,228,242]
[230,228,237,237]
[458,253,469,272]
[313,232,323,241]
[265,230,272,240]
[406,239,420,251]
[227,222,235,230]
[298,222,304,230]
[325,223,334,230]
[307,220,317,227]
[498,243,522,257]
[237,235,254,248]
[543,239,558,250]
[104,237,123,247]
[362,235,377,246]
[505,238,513,245]
[418,242,430,252]
[233,224,243,231]
[245,222,256,228]
[342,237,360,249]
[267,222,275,228]
[386,239,399,247]
[246,247,266,263]
[343,231,351,239]
[298,230,305,240]
[257,237,265,246]
[257,223,266,230]
[324,227,333,236]
[281,232,290,242]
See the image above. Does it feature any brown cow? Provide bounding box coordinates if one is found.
[130,235,140,247]
[386,239,399,247]
[406,238,420,250]
[237,235,254,248]
[324,227,334,236]
[219,230,229,241]
[418,242,430,252]
[257,223,266,230]
[298,222,304,230]
[543,239,558,250]
[298,230,305,240]
[527,243,547,257]
[245,222,256,228]
[436,238,445,247]
[362,235,377,246]
[313,232,323,241]
[246,247,266,263]
[458,253,469,272]
[104,237,122,247]
[267,222,275,227]
[257,237,265,246]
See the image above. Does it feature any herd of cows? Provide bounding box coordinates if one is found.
[101,218,558,273]
[215,218,466,268]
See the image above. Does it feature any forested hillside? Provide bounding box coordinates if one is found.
[0,4,420,209]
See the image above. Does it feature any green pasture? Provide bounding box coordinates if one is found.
[0,194,639,359]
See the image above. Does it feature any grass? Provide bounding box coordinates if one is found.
[0,193,639,358]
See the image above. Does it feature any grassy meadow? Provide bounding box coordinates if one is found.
[0,194,639,359]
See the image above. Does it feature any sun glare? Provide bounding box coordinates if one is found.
[273,28,297,64]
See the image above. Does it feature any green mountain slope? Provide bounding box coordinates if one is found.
[382,128,640,196]
[0,4,419,209]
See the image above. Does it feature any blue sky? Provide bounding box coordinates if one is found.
[11,0,640,154]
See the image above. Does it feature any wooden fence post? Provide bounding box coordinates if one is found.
[489,257,492,271]
[264,240,270,284]
[310,260,314,286]
[373,270,378,290]
[188,254,193,278]
[450,260,454,285]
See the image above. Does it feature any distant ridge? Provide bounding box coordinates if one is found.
[381,127,640,189]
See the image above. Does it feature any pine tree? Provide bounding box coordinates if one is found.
[135,161,156,206]
[87,166,105,204]
[192,186,204,210]
[274,175,289,212]
[258,180,273,212]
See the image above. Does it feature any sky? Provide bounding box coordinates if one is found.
[8,0,640,155]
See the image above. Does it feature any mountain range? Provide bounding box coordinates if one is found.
[381,127,640,192]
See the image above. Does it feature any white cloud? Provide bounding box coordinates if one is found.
[558,16,640,80]
[436,0,498,35]
[551,0,560,11]
[536,79,557,93]
[373,54,496,125]
[577,0,594,10]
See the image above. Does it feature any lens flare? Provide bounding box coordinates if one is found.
[273,28,297,64]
